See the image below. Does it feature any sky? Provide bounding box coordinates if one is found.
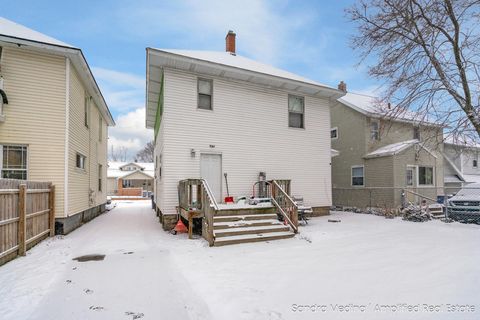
[2,0,380,160]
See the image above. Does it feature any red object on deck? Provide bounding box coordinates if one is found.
[174,219,188,233]
[224,196,234,203]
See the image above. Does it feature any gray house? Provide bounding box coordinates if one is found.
[331,83,444,209]
[443,140,480,193]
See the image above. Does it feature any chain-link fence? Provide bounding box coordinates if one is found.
[332,186,480,224]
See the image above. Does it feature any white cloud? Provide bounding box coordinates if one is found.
[108,108,153,160]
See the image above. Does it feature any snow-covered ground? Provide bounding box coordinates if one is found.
[0,201,479,320]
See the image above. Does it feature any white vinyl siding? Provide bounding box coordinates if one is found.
[155,68,332,215]
[0,47,66,215]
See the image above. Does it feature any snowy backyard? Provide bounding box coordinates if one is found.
[1,201,479,320]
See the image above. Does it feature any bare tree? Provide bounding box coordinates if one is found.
[109,145,129,162]
[136,141,154,162]
[347,0,480,144]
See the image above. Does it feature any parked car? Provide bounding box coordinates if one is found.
[447,183,480,223]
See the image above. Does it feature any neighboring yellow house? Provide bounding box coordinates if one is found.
[0,17,115,234]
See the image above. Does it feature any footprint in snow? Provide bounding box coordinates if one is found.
[84,289,93,294]
[125,311,144,319]
[89,306,104,311]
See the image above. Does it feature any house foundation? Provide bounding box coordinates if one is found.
[55,203,106,235]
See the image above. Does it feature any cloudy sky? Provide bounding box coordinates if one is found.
[3,0,379,160]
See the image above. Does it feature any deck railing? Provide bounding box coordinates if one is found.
[269,180,298,233]
[178,179,218,246]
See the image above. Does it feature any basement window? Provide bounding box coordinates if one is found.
[198,78,213,110]
[288,95,304,128]
[0,145,28,180]
[76,153,86,170]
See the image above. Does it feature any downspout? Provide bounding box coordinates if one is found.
[64,58,70,216]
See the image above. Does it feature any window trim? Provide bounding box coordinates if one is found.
[406,167,414,186]
[197,78,213,110]
[417,166,434,186]
[370,120,380,141]
[98,164,103,192]
[351,165,365,187]
[331,127,338,139]
[76,153,87,171]
[0,144,28,180]
[288,94,305,129]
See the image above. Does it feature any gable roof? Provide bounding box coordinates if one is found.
[107,161,154,179]
[0,17,115,126]
[337,92,441,127]
[364,139,437,159]
[145,48,345,129]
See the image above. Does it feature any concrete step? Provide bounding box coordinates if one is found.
[214,224,290,238]
[214,231,295,247]
[213,213,278,223]
[215,207,276,216]
[213,219,282,230]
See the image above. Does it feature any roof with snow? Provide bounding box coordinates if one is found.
[364,140,420,159]
[108,162,154,179]
[338,92,440,127]
[145,48,344,129]
[0,17,114,126]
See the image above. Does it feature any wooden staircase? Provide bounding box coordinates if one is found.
[213,207,295,246]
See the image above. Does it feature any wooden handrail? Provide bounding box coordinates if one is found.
[270,180,298,233]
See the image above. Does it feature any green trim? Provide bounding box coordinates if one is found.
[154,70,164,142]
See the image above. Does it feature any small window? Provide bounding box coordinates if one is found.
[198,78,213,110]
[84,93,90,128]
[418,166,433,185]
[406,168,414,186]
[474,159,478,168]
[98,164,103,191]
[370,121,379,140]
[352,166,364,186]
[76,153,86,170]
[1,145,27,179]
[288,95,304,128]
[98,116,102,141]
[331,127,338,139]
[413,126,420,140]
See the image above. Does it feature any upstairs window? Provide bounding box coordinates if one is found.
[84,93,90,128]
[1,145,27,180]
[352,166,364,186]
[370,121,379,141]
[198,78,213,110]
[331,127,338,139]
[474,159,478,168]
[76,153,86,170]
[288,95,304,128]
[413,126,420,140]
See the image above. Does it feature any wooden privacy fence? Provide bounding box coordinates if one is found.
[0,179,55,266]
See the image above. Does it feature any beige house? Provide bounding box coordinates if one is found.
[0,18,115,233]
[107,162,154,197]
[331,84,444,209]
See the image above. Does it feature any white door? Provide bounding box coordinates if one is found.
[200,154,222,202]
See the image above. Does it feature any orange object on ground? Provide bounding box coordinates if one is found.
[174,218,188,233]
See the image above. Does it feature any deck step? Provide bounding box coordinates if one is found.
[215,207,275,216]
[214,219,282,230]
[214,231,295,246]
[213,213,278,223]
[214,224,289,238]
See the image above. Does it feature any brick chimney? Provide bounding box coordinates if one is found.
[338,81,347,92]
[225,30,236,54]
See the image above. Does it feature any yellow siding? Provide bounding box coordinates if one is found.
[0,47,66,216]
[67,65,108,216]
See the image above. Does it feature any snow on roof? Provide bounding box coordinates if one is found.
[108,162,154,179]
[463,174,480,184]
[444,175,463,183]
[0,17,74,48]
[158,49,331,88]
[364,139,419,159]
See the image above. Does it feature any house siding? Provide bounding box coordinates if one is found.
[67,64,107,216]
[0,46,66,216]
[156,68,332,215]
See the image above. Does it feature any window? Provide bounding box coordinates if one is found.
[1,145,27,179]
[98,116,102,141]
[406,168,414,186]
[474,159,478,168]
[370,121,379,140]
[198,78,213,110]
[84,93,90,128]
[413,126,420,140]
[98,164,102,191]
[288,95,304,128]
[331,127,338,139]
[418,166,434,185]
[352,166,364,186]
[76,153,86,170]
